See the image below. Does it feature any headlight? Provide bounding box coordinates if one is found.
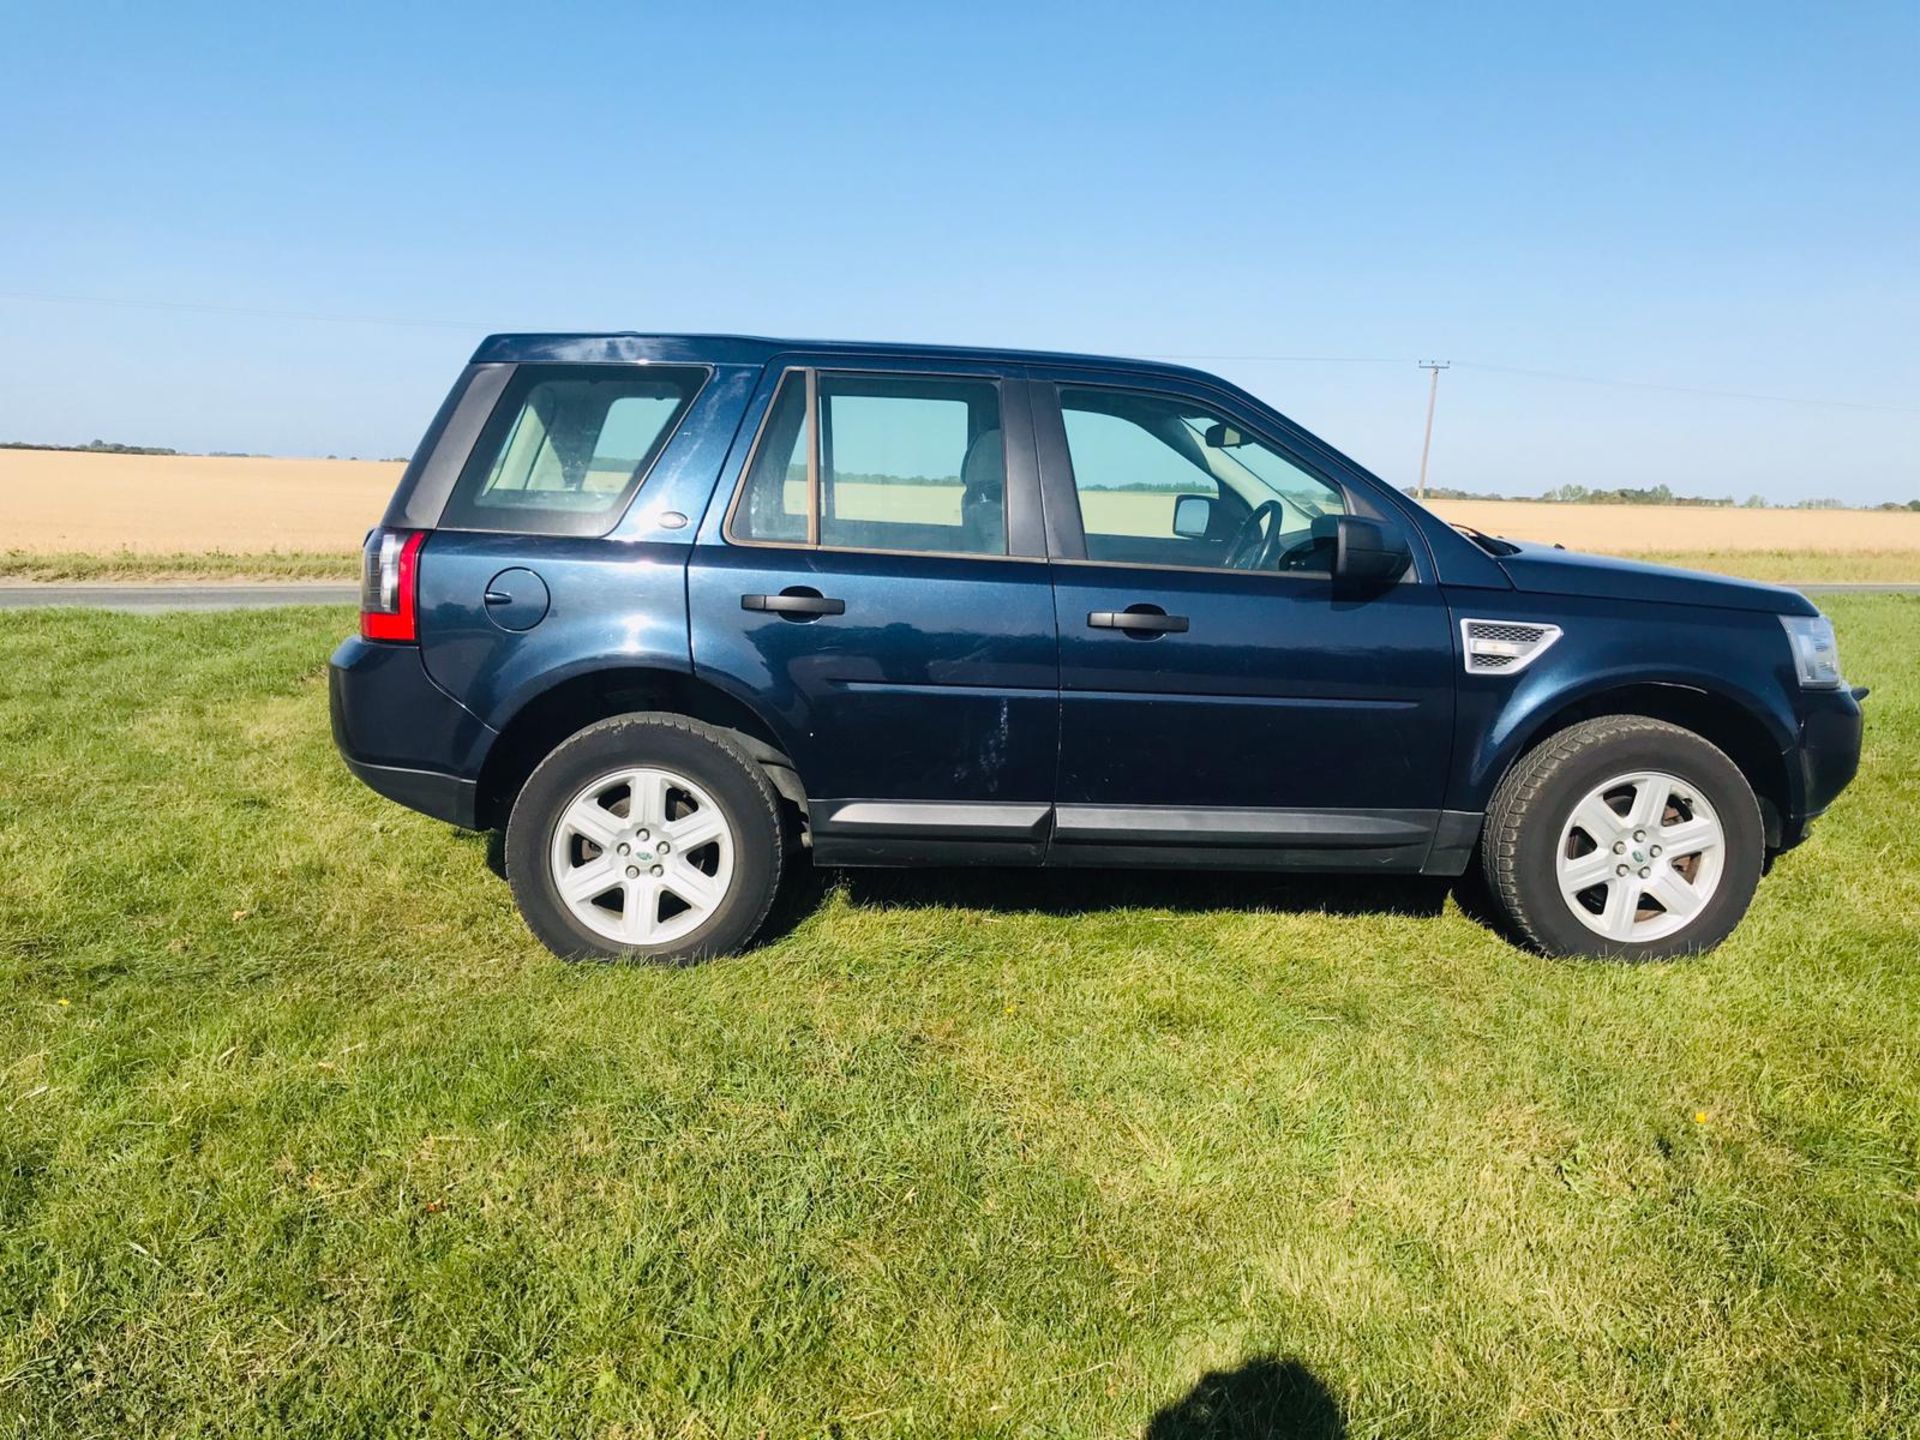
[1779,614,1842,689]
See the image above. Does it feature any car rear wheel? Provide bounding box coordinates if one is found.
[505,714,785,963]
[1482,715,1765,959]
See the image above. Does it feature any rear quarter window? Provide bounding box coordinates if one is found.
[438,364,707,535]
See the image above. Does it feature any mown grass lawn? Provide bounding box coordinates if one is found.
[1628,550,1920,584]
[1,598,1916,1438]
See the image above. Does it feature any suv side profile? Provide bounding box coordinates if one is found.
[331,334,1864,963]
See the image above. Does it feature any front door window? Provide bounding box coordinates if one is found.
[1058,386,1346,573]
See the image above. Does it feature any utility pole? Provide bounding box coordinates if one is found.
[1416,360,1449,500]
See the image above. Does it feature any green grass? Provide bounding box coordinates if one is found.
[2,600,1917,1438]
[1624,550,1920,583]
[0,550,358,583]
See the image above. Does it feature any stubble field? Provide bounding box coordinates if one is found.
[3,450,1916,582]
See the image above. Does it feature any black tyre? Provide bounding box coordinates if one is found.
[1481,715,1764,959]
[505,714,785,963]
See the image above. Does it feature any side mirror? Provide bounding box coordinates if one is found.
[1330,515,1412,586]
[1171,493,1214,538]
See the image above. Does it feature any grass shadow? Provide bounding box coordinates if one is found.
[1145,1355,1346,1438]
[819,865,1453,921]
[470,829,1469,951]
[1444,857,1528,946]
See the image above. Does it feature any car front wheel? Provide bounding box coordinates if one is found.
[1482,715,1765,959]
[505,714,785,963]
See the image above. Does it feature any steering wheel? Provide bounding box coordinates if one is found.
[1276,526,1337,572]
[1223,500,1286,571]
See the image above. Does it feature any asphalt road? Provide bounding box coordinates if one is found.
[0,580,1912,612]
[0,582,359,611]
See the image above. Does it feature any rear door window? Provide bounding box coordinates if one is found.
[729,370,1007,556]
[441,364,707,535]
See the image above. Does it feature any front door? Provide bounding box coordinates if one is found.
[689,358,1059,863]
[1035,374,1457,868]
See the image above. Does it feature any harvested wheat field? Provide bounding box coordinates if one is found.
[2,450,1916,582]
[1426,499,1920,553]
[0,450,401,553]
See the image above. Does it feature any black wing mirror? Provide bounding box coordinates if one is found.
[1329,515,1411,586]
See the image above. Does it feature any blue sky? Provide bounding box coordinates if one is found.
[2,1,1915,502]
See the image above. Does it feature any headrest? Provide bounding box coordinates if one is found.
[961,428,1005,495]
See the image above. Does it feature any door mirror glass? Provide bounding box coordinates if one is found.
[1171,493,1214,538]
[1331,515,1412,586]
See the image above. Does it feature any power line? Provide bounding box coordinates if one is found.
[2,289,1915,415]
[1447,359,1920,416]
[1150,353,1409,365]
[0,290,487,331]
[1186,349,1918,415]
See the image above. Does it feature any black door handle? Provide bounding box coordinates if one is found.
[1089,608,1188,634]
[742,592,846,616]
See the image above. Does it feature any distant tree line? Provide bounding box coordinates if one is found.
[1,438,181,456]
[0,440,408,460]
[1413,482,1920,512]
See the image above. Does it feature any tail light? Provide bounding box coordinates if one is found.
[360,528,426,642]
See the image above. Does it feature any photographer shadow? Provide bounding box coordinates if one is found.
[1145,1355,1345,1439]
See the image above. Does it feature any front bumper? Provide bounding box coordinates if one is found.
[1784,684,1865,843]
[328,636,495,829]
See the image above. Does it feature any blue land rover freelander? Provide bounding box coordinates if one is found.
[329,334,1865,963]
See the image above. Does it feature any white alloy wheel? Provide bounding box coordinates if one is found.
[548,766,736,947]
[1555,770,1726,944]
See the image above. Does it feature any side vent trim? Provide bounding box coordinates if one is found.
[1460,618,1563,676]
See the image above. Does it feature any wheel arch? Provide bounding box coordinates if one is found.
[1472,679,1797,849]
[473,665,807,831]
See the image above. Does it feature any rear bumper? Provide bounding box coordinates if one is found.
[328,636,495,829]
[1783,684,1865,845]
[337,754,481,829]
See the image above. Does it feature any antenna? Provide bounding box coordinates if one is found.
[1416,360,1450,500]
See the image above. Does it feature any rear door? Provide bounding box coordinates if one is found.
[688,356,1059,863]
[1034,369,1457,869]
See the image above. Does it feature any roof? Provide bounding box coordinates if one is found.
[467,331,1223,385]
